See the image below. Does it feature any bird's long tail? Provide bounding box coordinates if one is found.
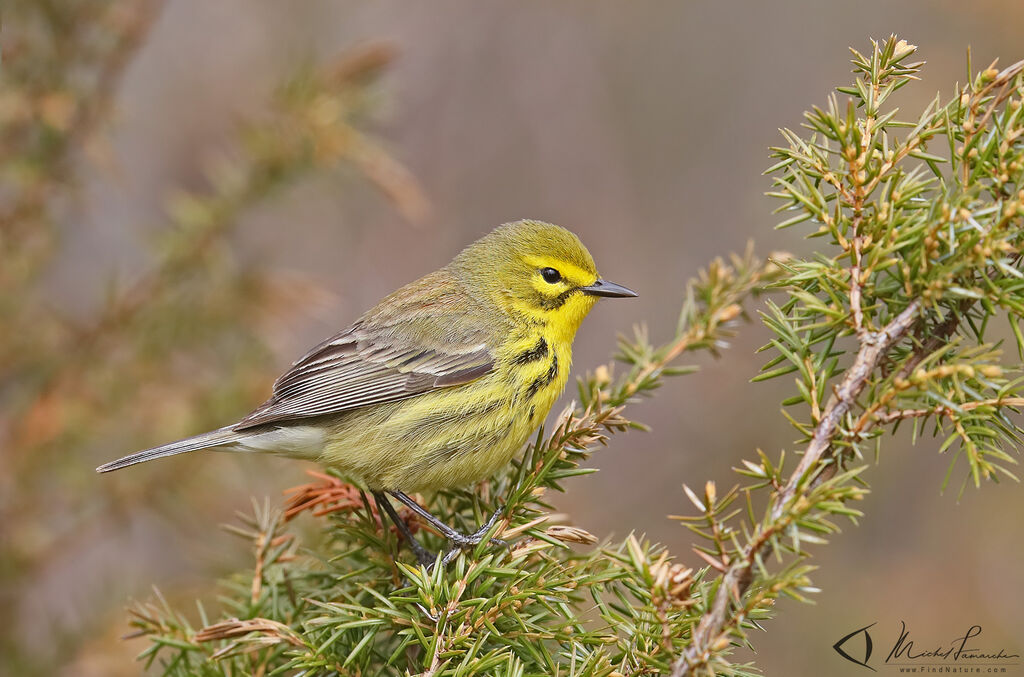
[96,426,248,473]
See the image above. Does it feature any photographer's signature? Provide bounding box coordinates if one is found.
[834,621,1020,672]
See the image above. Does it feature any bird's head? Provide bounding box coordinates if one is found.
[451,220,637,342]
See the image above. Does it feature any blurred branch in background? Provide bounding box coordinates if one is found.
[0,0,161,294]
[0,1,425,673]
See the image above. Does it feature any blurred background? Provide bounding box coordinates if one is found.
[3,1,1024,674]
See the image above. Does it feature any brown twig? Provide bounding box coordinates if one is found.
[194,617,304,660]
[282,469,422,538]
[849,231,866,336]
[773,302,921,514]
[894,302,966,381]
[846,63,878,338]
[870,397,1024,426]
[671,300,921,676]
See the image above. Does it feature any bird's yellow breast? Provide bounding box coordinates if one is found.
[316,325,571,492]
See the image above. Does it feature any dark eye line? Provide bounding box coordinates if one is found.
[535,286,579,311]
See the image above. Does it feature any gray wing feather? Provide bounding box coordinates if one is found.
[234,327,494,430]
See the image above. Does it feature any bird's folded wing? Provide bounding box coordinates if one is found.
[235,274,497,429]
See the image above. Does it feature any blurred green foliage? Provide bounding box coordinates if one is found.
[0,1,424,673]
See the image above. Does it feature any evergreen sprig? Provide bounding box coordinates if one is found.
[672,36,1024,675]
[129,252,776,676]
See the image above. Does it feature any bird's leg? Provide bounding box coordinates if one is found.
[388,491,506,551]
[372,491,435,567]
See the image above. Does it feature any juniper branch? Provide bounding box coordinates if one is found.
[672,36,1024,675]
[672,300,920,676]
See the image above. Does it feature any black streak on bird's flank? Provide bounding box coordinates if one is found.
[512,337,548,365]
[526,354,559,399]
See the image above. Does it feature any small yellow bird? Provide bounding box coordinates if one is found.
[98,220,636,563]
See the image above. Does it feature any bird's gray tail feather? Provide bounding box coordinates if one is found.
[96,426,246,473]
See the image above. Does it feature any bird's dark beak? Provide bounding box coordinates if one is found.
[580,278,638,298]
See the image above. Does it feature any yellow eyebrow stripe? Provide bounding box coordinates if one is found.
[521,255,595,284]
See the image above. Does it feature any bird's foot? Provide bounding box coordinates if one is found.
[387,491,506,565]
[438,506,507,566]
[380,491,507,568]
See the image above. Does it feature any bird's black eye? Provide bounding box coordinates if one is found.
[540,267,562,284]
